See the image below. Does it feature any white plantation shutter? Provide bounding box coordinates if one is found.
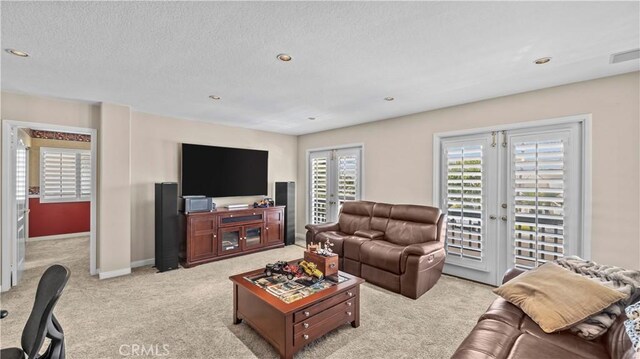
[310,155,329,224]
[445,145,484,261]
[80,152,92,198]
[40,148,91,202]
[336,152,359,207]
[512,139,566,270]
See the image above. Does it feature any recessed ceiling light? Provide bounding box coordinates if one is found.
[209,95,221,100]
[384,97,395,101]
[277,53,292,62]
[308,117,316,121]
[534,57,551,64]
[5,48,29,57]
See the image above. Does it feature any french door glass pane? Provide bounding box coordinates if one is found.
[512,139,565,270]
[446,145,484,261]
[337,153,358,207]
[310,156,329,224]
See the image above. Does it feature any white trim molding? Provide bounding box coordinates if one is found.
[28,232,90,242]
[98,267,132,280]
[131,258,155,269]
[2,119,98,293]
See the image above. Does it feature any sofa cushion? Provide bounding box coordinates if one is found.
[384,205,441,245]
[509,334,607,359]
[494,262,627,333]
[370,203,392,232]
[519,316,610,359]
[343,236,371,260]
[360,240,404,274]
[338,201,374,235]
[315,231,347,256]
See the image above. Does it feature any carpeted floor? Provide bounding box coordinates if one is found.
[0,237,497,358]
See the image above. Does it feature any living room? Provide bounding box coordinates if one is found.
[1,1,639,359]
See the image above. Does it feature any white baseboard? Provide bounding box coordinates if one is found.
[131,258,155,268]
[28,232,90,242]
[98,267,131,280]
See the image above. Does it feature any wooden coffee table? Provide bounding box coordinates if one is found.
[229,262,364,359]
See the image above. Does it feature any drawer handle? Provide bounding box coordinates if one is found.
[346,302,352,307]
[303,334,309,340]
[266,227,269,230]
[330,263,336,268]
[303,322,309,329]
[346,311,352,316]
[347,292,353,297]
[304,311,310,317]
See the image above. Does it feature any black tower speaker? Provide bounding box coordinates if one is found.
[275,182,296,246]
[155,182,179,272]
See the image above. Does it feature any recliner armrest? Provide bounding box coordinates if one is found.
[404,241,443,256]
[353,229,384,240]
[401,241,445,273]
[501,268,526,284]
[305,222,340,243]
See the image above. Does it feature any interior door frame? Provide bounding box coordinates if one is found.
[305,143,365,225]
[433,114,592,284]
[1,120,98,292]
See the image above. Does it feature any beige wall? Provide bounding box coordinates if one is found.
[297,72,640,270]
[130,112,298,262]
[29,137,91,188]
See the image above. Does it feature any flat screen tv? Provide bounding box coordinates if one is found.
[181,143,268,197]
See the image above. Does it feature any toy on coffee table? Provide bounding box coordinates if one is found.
[264,261,299,280]
[298,260,324,282]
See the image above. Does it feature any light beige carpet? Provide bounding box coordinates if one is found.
[0,237,496,358]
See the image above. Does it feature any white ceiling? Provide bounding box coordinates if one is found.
[2,2,639,135]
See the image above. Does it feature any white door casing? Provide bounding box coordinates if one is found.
[435,115,589,286]
[308,146,363,224]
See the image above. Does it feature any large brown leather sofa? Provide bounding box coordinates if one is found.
[452,268,636,359]
[305,201,446,299]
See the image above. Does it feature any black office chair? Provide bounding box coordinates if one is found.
[0,264,70,359]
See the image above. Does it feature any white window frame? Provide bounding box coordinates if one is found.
[39,147,92,203]
[433,114,592,283]
[306,143,365,225]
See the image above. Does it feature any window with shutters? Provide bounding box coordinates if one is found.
[512,139,566,270]
[310,156,329,224]
[445,145,484,262]
[40,148,91,203]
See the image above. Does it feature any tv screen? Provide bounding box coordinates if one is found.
[181,144,268,197]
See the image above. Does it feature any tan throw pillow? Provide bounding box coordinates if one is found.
[494,262,627,333]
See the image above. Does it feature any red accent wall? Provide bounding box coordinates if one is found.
[29,198,90,237]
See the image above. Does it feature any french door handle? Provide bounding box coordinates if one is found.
[489,215,497,220]
[501,216,508,221]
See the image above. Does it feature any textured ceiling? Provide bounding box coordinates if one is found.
[2,1,639,135]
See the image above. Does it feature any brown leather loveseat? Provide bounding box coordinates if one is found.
[305,201,447,299]
[452,268,636,359]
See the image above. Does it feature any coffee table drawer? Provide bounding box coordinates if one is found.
[294,297,355,334]
[294,289,356,323]
[294,309,354,346]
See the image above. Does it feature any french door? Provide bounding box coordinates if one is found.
[309,147,362,224]
[439,122,584,285]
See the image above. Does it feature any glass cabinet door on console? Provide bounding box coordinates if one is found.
[219,227,242,254]
[242,225,264,250]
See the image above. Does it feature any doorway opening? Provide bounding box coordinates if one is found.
[1,121,97,292]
